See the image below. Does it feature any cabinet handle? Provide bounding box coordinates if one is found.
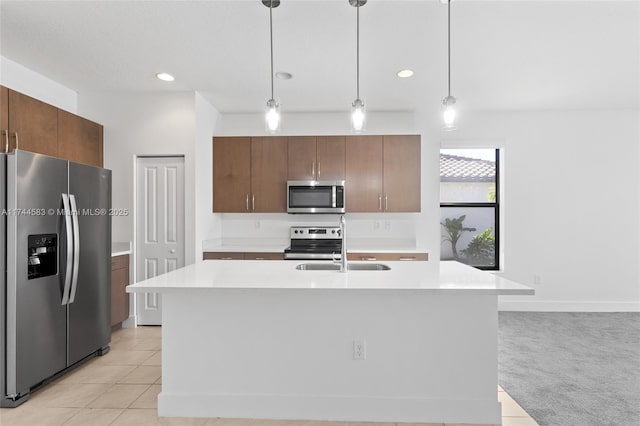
[252,194,255,211]
[254,257,265,260]
[385,194,388,211]
[245,194,249,211]
[317,161,321,178]
[221,257,234,260]
[13,132,19,150]
[378,194,382,211]
[312,161,315,179]
[362,257,377,261]
[2,130,8,152]
[399,257,416,261]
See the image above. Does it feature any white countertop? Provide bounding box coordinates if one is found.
[127,260,533,296]
[112,241,132,257]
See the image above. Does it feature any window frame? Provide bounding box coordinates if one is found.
[440,149,500,271]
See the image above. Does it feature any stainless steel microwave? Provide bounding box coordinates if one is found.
[287,180,346,214]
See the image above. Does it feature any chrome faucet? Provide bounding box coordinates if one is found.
[337,215,347,272]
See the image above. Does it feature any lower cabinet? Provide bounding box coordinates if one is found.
[203,252,284,260]
[347,252,429,261]
[111,254,130,328]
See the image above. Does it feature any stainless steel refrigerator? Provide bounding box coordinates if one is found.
[0,150,112,407]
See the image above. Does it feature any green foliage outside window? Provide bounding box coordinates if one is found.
[462,227,495,266]
[441,215,476,260]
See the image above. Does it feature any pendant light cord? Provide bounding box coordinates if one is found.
[356,2,360,100]
[447,0,451,97]
[270,0,274,100]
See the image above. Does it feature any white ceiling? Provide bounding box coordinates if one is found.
[1,0,638,114]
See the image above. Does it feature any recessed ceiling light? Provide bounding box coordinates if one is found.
[397,69,414,78]
[275,71,293,80]
[156,72,175,82]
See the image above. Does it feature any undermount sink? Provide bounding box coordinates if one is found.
[295,263,391,271]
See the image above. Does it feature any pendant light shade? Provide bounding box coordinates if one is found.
[266,98,280,133]
[442,0,457,130]
[351,98,365,133]
[264,0,281,133]
[350,0,367,133]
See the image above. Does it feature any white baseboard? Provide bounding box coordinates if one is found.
[121,315,137,328]
[158,392,500,425]
[499,300,640,312]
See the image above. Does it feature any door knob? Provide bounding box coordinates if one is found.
[170,249,176,254]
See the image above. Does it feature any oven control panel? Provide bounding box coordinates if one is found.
[290,226,341,239]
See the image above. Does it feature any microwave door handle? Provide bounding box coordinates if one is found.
[61,194,73,305]
[68,194,80,304]
[332,186,336,208]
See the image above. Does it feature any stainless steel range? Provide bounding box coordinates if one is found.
[284,226,342,260]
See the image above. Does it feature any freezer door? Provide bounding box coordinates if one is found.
[4,151,68,398]
[67,162,111,365]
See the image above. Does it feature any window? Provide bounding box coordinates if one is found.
[440,148,500,270]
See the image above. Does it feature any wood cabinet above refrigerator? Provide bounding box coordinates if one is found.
[1,85,103,168]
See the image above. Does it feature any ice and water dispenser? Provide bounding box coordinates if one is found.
[27,234,57,280]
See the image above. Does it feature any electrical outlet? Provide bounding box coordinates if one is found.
[254,221,261,229]
[373,221,380,230]
[353,340,366,360]
[533,274,541,285]
[384,221,391,230]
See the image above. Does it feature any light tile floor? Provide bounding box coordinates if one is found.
[0,327,539,426]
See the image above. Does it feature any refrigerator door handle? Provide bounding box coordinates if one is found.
[61,193,73,305]
[68,194,80,304]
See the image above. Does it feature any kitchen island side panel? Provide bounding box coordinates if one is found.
[158,289,501,424]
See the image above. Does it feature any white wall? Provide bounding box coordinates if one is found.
[194,92,221,260]
[77,91,197,270]
[442,110,640,311]
[0,56,77,112]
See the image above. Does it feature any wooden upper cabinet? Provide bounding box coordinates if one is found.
[383,135,421,212]
[345,134,421,212]
[287,136,345,181]
[316,136,345,181]
[213,133,419,214]
[346,135,384,212]
[8,89,58,156]
[1,86,8,153]
[213,137,251,212]
[287,136,316,180]
[251,136,287,212]
[58,110,104,167]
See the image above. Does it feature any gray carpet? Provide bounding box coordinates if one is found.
[498,312,640,426]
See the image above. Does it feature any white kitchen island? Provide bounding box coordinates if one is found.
[127,260,533,425]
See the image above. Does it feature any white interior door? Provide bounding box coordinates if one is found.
[136,156,185,325]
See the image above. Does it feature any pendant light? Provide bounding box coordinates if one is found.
[442,0,457,130]
[350,0,367,133]
[263,0,281,133]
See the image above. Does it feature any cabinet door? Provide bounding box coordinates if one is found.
[383,135,421,212]
[287,136,316,180]
[202,252,245,260]
[316,136,345,181]
[244,252,284,260]
[347,252,428,261]
[213,137,251,212]
[8,90,58,156]
[251,137,288,212]
[1,86,8,152]
[58,110,104,167]
[111,255,130,327]
[346,135,383,212]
